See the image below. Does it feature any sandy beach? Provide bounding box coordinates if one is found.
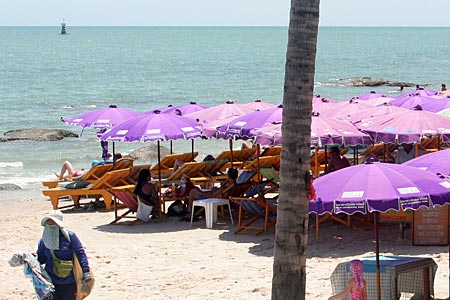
[1,188,449,300]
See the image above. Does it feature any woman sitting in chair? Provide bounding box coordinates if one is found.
[182,168,239,219]
[134,169,160,218]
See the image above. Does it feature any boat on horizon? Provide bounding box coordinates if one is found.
[61,20,67,35]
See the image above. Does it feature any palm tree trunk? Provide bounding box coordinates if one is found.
[272,1,320,299]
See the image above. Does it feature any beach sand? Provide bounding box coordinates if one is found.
[1,189,449,300]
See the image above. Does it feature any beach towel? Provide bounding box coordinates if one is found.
[9,252,54,300]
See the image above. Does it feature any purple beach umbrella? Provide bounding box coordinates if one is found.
[310,112,371,147]
[309,161,450,299]
[420,95,450,113]
[63,104,142,129]
[216,104,283,139]
[389,93,436,110]
[403,148,450,176]
[241,99,277,111]
[350,91,388,101]
[101,110,202,142]
[157,101,209,116]
[356,105,450,143]
[320,99,373,120]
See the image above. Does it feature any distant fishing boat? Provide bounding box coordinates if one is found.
[61,20,67,35]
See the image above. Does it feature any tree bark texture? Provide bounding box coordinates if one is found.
[272,1,320,299]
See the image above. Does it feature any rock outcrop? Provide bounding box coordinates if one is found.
[129,144,170,161]
[0,183,22,190]
[331,77,423,87]
[1,128,78,142]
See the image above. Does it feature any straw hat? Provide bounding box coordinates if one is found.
[41,210,65,228]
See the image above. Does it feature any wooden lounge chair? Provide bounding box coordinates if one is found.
[229,182,277,235]
[110,185,140,225]
[111,157,134,170]
[359,143,396,163]
[42,168,131,211]
[150,152,198,175]
[216,148,258,169]
[310,148,349,177]
[244,155,281,171]
[157,161,206,185]
[42,163,113,189]
[189,159,228,188]
[125,164,152,185]
[260,146,282,157]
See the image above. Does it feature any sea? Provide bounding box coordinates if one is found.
[1,26,449,190]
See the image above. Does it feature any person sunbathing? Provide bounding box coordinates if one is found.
[55,154,122,180]
[182,168,239,219]
[324,146,350,174]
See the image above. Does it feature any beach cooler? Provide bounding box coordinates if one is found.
[330,256,437,300]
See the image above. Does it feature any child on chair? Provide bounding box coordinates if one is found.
[329,259,367,300]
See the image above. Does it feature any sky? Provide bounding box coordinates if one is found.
[1,0,450,27]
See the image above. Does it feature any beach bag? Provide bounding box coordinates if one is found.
[65,180,90,189]
[136,196,153,222]
[50,251,73,278]
[73,253,94,300]
[167,199,187,217]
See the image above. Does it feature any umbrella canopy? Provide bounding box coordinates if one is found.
[361,95,396,107]
[158,101,209,116]
[350,91,389,101]
[397,88,439,99]
[252,123,282,147]
[63,105,142,129]
[216,104,283,139]
[403,148,450,176]
[310,161,450,216]
[310,112,371,147]
[186,100,254,123]
[419,95,450,113]
[312,95,338,104]
[346,104,409,123]
[389,93,436,110]
[312,97,338,113]
[241,99,277,111]
[251,113,372,147]
[100,110,202,142]
[356,106,450,143]
[320,99,373,119]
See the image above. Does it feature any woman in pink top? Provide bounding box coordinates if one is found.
[329,259,367,300]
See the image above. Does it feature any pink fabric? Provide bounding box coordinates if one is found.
[350,260,364,289]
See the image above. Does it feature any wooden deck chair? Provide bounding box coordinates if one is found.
[189,159,228,187]
[245,155,281,171]
[42,163,113,189]
[110,185,140,225]
[310,148,348,177]
[229,182,277,235]
[42,168,131,211]
[259,146,282,157]
[158,162,206,185]
[360,143,396,163]
[216,148,258,169]
[111,157,134,170]
[125,164,152,185]
[151,152,198,175]
[259,166,280,190]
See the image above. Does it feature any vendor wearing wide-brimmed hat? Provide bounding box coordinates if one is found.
[37,210,91,300]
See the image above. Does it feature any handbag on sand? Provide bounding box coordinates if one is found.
[73,253,94,300]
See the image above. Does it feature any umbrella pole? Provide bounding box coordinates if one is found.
[157,141,162,218]
[191,139,195,162]
[229,139,234,168]
[314,146,319,178]
[375,211,381,300]
[113,142,116,162]
[170,141,173,154]
[257,143,261,193]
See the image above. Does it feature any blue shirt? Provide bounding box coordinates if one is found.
[37,230,90,285]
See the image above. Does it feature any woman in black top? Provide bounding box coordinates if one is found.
[134,169,160,216]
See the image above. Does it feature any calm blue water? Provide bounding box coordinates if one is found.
[1,26,449,188]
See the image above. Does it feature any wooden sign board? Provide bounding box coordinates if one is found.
[413,205,449,246]
[380,209,413,223]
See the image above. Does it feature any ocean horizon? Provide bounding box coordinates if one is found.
[1,26,449,190]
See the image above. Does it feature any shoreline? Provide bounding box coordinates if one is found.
[2,194,449,299]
